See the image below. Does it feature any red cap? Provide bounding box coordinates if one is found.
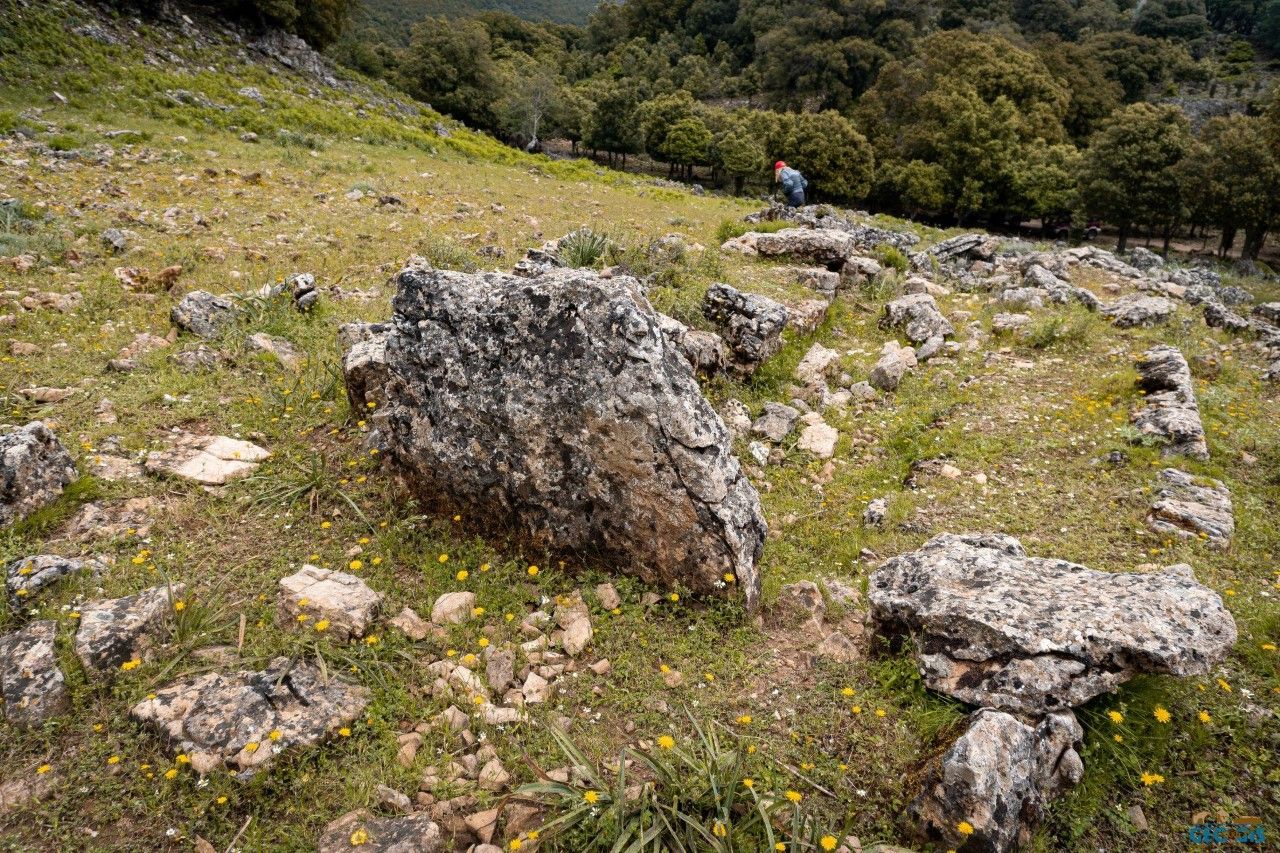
[775,161,786,170]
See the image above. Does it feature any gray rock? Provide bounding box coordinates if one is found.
[316,812,443,852]
[796,267,840,299]
[1147,468,1233,548]
[75,583,184,675]
[863,498,887,528]
[101,228,128,252]
[1216,285,1253,305]
[145,434,270,485]
[0,621,69,727]
[915,335,944,362]
[245,332,302,369]
[0,422,77,528]
[849,381,877,402]
[913,709,1083,852]
[363,267,767,610]
[170,290,238,338]
[750,228,859,266]
[998,287,1045,311]
[1103,294,1176,328]
[132,657,369,777]
[278,565,383,642]
[702,283,789,372]
[5,554,107,606]
[1254,302,1280,325]
[992,313,1032,334]
[869,344,916,392]
[751,402,800,443]
[339,322,391,411]
[1132,346,1209,460]
[288,272,318,313]
[869,533,1236,714]
[1203,301,1250,334]
[657,314,729,376]
[719,399,752,439]
[788,299,830,335]
[1126,246,1164,270]
[794,342,839,388]
[796,414,838,458]
[172,344,225,371]
[880,293,953,343]
[915,233,987,266]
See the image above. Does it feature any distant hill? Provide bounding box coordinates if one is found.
[355,0,599,42]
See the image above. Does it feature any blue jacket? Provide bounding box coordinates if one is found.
[779,166,807,195]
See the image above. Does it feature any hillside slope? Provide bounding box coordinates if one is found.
[355,0,599,41]
[0,2,1278,852]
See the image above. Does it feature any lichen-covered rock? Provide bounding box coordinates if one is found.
[145,433,270,485]
[1132,346,1209,460]
[1148,468,1233,548]
[316,811,443,853]
[339,322,392,411]
[750,228,858,266]
[869,533,1236,714]
[131,657,369,777]
[245,332,303,369]
[751,402,800,443]
[0,621,69,727]
[1254,302,1280,325]
[702,283,789,372]
[368,266,766,609]
[869,342,916,391]
[880,293,953,344]
[1103,294,1176,327]
[170,290,238,338]
[913,709,1084,852]
[992,313,1032,334]
[75,583,184,675]
[1021,264,1102,310]
[656,314,729,376]
[0,422,77,528]
[1203,301,1251,334]
[277,565,383,642]
[5,554,107,606]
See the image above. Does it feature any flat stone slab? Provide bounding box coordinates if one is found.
[278,565,382,642]
[0,620,69,727]
[1132,346,1209,460]
[75,583,184,675]
[131,657,368,777]
[5,554,107,605]
[145,433,270,485]
[317,811,443,853]
[869,533,1236,714]
[0,422,77,528]
[1103,294,1176,327]
[170,289,238,338]
[1148,468,1233,548]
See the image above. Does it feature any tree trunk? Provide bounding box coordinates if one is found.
[1219,225,1237,258]
[1116,223,1130,254]
[733,175,744,196]
[1161,223,1172,255]
[1242,225,1268,260]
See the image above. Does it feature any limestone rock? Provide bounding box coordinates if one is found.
[863,498,887,528]
[278,565,383,642]
[880,293,953,344]
[369,266,766,609]
[656,314,729,376]
[171,290,238,338]
[5,554,107,605]
[998,287,1045,311]
[1147,468,1233,548]
[431,591,475,626]
[0,621,69,727]
[594,582,621,611]
[1103,294,1176,328]
[316,810,442,853]
[132,657,369,777]
[1203,301,1250,334]
[0,422,77,528]
[1132,346,1209,460]
[389,606,431,640]
[869,343,916,392]
[246,333,302,369]
[751,402,800,443]
[869,533,1236,714]
[788,299,830,335]
[750,228,857,265]
[992,313,1032,334]
[554,592,593,657]
[796,414,838,458]
[339,322,391,410]
[75,583,184,675]
[913,709,1084,852]
[702,283,789,372]
[794,342,839,388]
[145,433,270,485]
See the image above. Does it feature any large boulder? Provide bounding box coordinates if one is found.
[1132,346,1209,460]
[913,709,1084,852]
[880,293,953,343]
[750,228,858,266]
[364,266,767,609]
[131,657,368,777]
[869,533,1236,714]
[1102,294,1176,328]
[0,422,77,528]
[170,290,238,338]
[0,621,69,727]
[701,283,789,372]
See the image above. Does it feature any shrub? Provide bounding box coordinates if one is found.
[558,228,614,269]
[713,217,790,244]
[874,244,909,273]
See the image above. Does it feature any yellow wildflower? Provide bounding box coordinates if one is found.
[349,560,363,571]
[527,565,539,577]
[1107,710,1124,724]
[456,570,469,581]
[1198,711,1211,723]
[657,735,675,749]
[713,821,727,837]
[107,755,120,765]
[350,827,370,846]
[736,714,752,725]
[957,821,975,836]
[785,790,802,803]
[1153,706,1171,724]
[165,768,178,779]
[742,778,754,788]
[478,637,490,648]
[583,790,599,804]
[173,600,186,612]
[269,729,283,741]
[821,836,838,851]
[1139,772,1164,786]
[36,765,51,775]
[338,727,351,737]
[120,659,141,671]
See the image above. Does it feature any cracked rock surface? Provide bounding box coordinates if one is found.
[1132,345,1209,459]
[5,554,107,605]
[0,422,77,528]
[1147,468,1234,548]
[277,565,383,642]
[75,583,184,675]
[365,266,767,609]
[0,620,69,727]
[701,282,789,372]
[869,533,1236,714]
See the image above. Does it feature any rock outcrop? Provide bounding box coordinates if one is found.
[6,554,107,606]
[317,811,443,853]
[1103,294,1176,327]
[0,621,69,727]
[1132,346,1209,459]
[869,533,1236,715]
[701,283,789,373]
[75,584,184,675]
[1147,468,1234,548]
[131,657,369,777]
[0,422,77,528]
[361,266,767,609]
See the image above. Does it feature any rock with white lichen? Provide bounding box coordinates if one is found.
[0,422,77,528]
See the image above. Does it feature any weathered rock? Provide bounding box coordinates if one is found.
[702,283,789,372]
[775,580,825,628]
[288,272,318,313]
[431,591,475,625]
[339,322,391,411]
[1254,302,1280,325]
[371,266,767,608]
[278,565,382,642]
[998,287,1045,311]
[751,402,800,443]
[1203,301,1250,334]
[992,313,1032,334]
[132,657,369,777]
[750,228,858,266]
[0,422,77,528]
[656,314,729,376]
[788,299,830,335]
[1147,468,1233,548]
[554,592,593,657]
[869,343,916,392]
[170,290,238,338]
[145,434,270,485]
[863,498,887,528]
[485,648,515,692]
[246,333,302,369]
[389,606,431,640]
[913,709,1084,852]
[869,533,1236,714]
[75,583,184,675]
[794,342,839,388]
[0,621,69,727]
[316,811,442,853]
[1126,246,1164,270]
[880,293,953,344]
[5,554,107,606]
[1132,346,1209,460]
[595,582,621,611]
[797,267,840,298]
[1103,294,1176,328]
[796,413,838,458]
[172,344,226,371]
[61,496,157,542]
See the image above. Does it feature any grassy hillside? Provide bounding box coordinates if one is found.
[355,0,600,42]
[0,2,1277,851]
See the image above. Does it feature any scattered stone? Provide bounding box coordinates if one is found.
[170,290,239,338]
[485,647,515,693]
[376,784,414,814]
[101,228,128,252]
[702,283,789,373]
[0,766,57,816]
[367,266,767,609]
[1203,301,1250,334]
[61,496,157,542]
[869,533,1236,714]
[75,583,184,675]
[5,554,106,605]
[869,342,916,392]
[863,498,887,528]
[0,621,69,727]
[751,402,800,443]
[0,422,77,528]
[849,381,877,402]
[246,333,302,369]
[1147,468,1233,548]
[594,582,621,611]
[431,591,475,626]
[796,413,838,458]
[278,566,383,642]
[657,314,729,376]
[554,592,593,657]
[172,344,226,371]
[794,342,839,388]
[880,293,953,343]
[1103,294,1176,328]
[288,272,318,313]
[913,709,1084,852]
[1132,346,1209,460]
[134,657,368,777]
[145,433,270,485]
[748,228,858,265]
[17,386,75,404]
[389,607,431,640]
[992,313,1032,334]
[797,267,840,299]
